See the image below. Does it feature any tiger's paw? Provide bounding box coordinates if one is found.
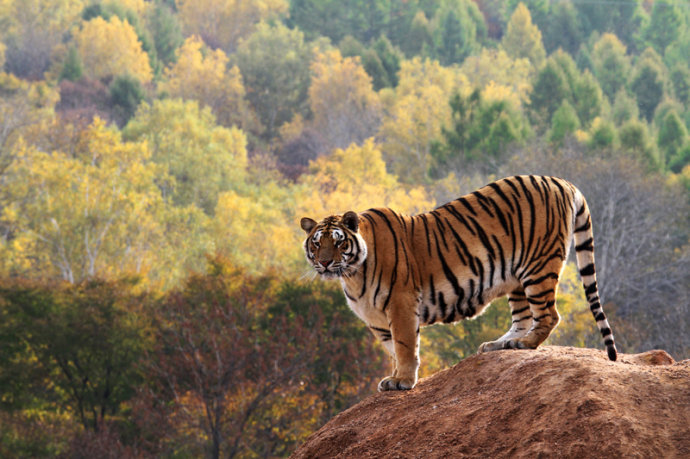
[478,338,531,354]
[378,376,415,391]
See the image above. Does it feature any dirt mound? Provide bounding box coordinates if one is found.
[292,346,690,458]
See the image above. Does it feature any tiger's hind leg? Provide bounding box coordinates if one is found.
[478,288,533,353]
[508,275,561,350]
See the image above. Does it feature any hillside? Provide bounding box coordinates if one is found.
[292,346,690,458]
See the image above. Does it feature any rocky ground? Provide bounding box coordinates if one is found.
[292,346,690,458]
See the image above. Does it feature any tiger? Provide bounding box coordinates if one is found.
[300,175,617,391]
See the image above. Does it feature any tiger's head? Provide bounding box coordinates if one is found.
[300,211,367,279]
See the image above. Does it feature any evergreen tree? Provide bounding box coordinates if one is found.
[549,100,579,144]
[58,46,83,82]
[658,110,688,170]
[542,1,582,55]
[640,0,683,55]
[109,74,145,127]
[591,33,631,102]
[501,2,545,70]
[629,48,667,122]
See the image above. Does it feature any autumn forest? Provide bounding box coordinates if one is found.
[0,0,689,457]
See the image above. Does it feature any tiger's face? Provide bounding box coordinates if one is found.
[300,211,367,279]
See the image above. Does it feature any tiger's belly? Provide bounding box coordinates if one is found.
[418,279,519,326]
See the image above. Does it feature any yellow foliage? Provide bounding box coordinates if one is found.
[482,81,523,109]
[117,0,148,14]
[176,0,288,52]
[74,15,152,83]
[1,118,197,286]
[309,49,381,149]
[159,35,252,128]
[299,139,435,218]
[1,0,86,42]
[379,57,469,183]
[502,3,546,70]
[214,184,303,274]
[461,48,532,106]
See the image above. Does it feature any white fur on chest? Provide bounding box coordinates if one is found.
[340,279,389,329]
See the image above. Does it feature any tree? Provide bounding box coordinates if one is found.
[431,0,482,65]
[658,110,688,171]
[619,119,659,169]
[73,15,152,83]
[176,0,288,52]
[144,262,324,458]
[0,277,150,432]
[123,99,248,216]
[541,0,582,55]
[572,70,604,128]
[611,89,640,126]
[670,64,690,105]
[590,33,632,102]
[629,48,668,122]
[431,88,529,175]
[234,22,311,142]
[399,10,433,57]
[145,1,183,67]
[58,46,83,82]
[308,49,381,153]
[300,139,434,218]
[501,2,545,70]
[528,60,568,129]
[639,0,683,55]
[549,100,579,144]
[460,48,531,106]
[159,35,254,130]
[574,0,645,49]
[0,0,85,79]
[378,57,469,183]
[108,73,145,127]
[1,119,180,284]
[0,72,58,177]
[81,0,160,77]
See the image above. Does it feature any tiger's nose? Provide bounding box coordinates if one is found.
[319,260,332,268]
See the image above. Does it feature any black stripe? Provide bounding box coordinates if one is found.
[584,282,598,297]
[576,204,586,216]
[493,235,506,281]
[489,182,515,212]
[429,274,436,305]
[600,327,612,337]
[539,300,555,311]
[575,219,591,233]
[513,316,531,323]
[512,305,530,315]
[457,197,477,216]
[575,238,594,252]
[529,288,554,299]
[472,191,494,217]
[594,312,606,321]
[443,204,477,236]
[434,233,461,296]
[438,291,447,318]
[522,272,559,287]
[579,263,596,277]
[420,214,432,256]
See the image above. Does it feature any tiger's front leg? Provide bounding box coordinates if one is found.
[378,294,420,391]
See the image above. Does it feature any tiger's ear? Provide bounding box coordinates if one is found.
[300,217,317,234]
[342,211,359,232]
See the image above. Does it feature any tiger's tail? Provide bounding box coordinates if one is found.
[572,189,618,361]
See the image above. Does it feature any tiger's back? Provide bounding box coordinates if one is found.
[301,175,617,391]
